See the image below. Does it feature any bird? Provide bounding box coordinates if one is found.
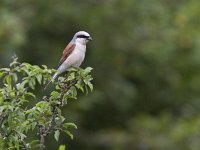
[44,31,92,90]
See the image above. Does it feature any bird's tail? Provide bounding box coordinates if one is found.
[44,73,58,90]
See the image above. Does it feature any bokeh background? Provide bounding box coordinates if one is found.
[1,0,200,149]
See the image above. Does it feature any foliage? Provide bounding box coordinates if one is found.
[0,57,93,150]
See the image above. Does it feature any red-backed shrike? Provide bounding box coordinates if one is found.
[44,31,92,89]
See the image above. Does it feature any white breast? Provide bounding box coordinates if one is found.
[58,43,86,73]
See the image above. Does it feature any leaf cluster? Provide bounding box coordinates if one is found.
[0,57,93,149]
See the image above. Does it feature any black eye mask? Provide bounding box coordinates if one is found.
[77,35,89,39]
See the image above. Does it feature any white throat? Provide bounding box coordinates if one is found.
[75,38,88,45]
[76,42,86,53]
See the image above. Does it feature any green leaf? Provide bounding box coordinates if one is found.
[21,66,29,74]
[83,75,93,85]
[88,82,93,91]
[84,85,88,95]
[0,72,5,78]
[50,100,60,105]
[42,65,47,69]
[30,140,40,149]
[0,68,10,72]
[59,145,66,150]
[10,61,20,68]
[0,105,8,112]
[18,132,26,141]
[5,75,12,85]
[54,130,60,142]
[36,74,42,84]
[55,114,65,126]
[55,85,60,90]
[31,78,36,87]
[29,71,36,77]
[63,123,77,129]
[30,140,40,145]
[75,81,84,92]
[85,67,93,73]
[10,91,15,98]
[69,86,77,98]
[36,101,49,108]
[12,73,18,83]
[31,122,37,130]
[25,92,36,99]
[51,91,60,99]
[0,58,94,149]
[28,81,34,89]
[67,72,75,81]
[58,76,65,82]
[63,130,74,140]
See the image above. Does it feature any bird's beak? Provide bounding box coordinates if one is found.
[88,37,92,41]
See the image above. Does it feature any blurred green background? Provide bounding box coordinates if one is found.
[1,0,200,149]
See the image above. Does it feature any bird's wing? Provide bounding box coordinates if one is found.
[57,42,76,68]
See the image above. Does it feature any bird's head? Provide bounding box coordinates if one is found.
[73,31,92,45]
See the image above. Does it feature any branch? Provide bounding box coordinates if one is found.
[39,78,77,149]
[0,114,6,126]
[60,79,77,106]
[39,106,57,150]
[39,126,45,150]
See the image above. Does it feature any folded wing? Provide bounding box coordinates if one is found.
[57,42,76,68]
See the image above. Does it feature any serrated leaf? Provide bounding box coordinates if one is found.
[54,130,60,142]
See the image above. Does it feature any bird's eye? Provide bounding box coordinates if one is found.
[77,35,89,39]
